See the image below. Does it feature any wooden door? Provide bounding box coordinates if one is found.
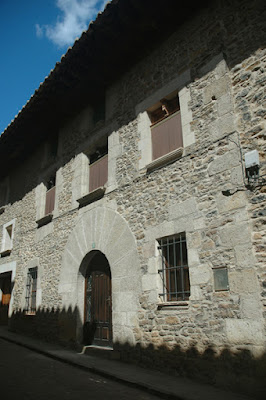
[0,273,11,325]
[84,257,112,347]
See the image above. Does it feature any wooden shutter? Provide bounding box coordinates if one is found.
[152,111,183,160]
[89,155,108,192]
[45,186,56,215]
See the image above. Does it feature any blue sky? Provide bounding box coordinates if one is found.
[0,0,107,134]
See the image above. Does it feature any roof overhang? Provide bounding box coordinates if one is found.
[0,0,210,178]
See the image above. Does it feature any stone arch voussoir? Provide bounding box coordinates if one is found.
[59,206,141,345]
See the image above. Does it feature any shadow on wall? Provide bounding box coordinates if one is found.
[9,306,82,349]
[7,307,266,399]
[115,341,266,399]
[8,306,98,349]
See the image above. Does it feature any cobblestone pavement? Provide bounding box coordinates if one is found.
[0,339,161,400]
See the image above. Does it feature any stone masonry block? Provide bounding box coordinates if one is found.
[189,264,211,285]
[169,197,199,220]
[112,292,138,313]
[217,93,233,117]
[190,285,204,300]
[203,75,230,105]
[240,295,263,319]
[219,223,251,248]
[231,165,244,186]
[234,244,256,268]
[217,191,247,214]
[142,273,158,292]
[229,269,259,294]
[187,248,200,267]
[225,319,264,345]
[208,150,240,176]
[218,113,235,136]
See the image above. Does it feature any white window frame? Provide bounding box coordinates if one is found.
[136,70,194,171]
[71,127,122,208]
[1,219,16,256]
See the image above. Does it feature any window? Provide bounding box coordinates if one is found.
[47,133,58,160]
[1,219,15,257]
[148,90,183,161]
[45,175,56,215]
[137,72,194,171]
[158,233,190,302]
[36,175,56,227]
[89,144,108,192]
[0,179,8,210]
[93,102,105,125]
[25,267,38,314]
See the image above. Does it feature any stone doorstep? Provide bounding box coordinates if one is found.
[83,345,120,360]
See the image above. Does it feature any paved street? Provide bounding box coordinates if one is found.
[0,339,161,400]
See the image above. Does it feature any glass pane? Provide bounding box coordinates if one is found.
[182,241,188,266]
[183,268,190,294]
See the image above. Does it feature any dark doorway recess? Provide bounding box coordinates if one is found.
[0,272,12,325]
[83,251,112,347]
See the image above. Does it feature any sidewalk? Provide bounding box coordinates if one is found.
[0,327,252,400]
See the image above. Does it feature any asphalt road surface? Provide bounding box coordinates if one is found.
[0,338,161,400]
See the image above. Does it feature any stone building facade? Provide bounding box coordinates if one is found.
[0,0,265,397]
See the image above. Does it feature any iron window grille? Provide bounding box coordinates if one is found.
[25,267,37,314]
[158,233,190,302]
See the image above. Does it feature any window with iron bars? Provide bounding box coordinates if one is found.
[158,233,190,301]
[25,267,37,314]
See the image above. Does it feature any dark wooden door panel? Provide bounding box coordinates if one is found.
[84,259,112,347]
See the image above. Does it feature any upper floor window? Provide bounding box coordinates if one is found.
[158,233,190,302]
[148,91,183,161]
[0,219,15,257]
[0,178,9,212]
[45,175,56,215]
[93,100,105,125]
[89,144,108,193]
[47,133,58,160]
[137,71,194,171]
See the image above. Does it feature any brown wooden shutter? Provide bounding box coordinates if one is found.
[45,186,56,215]
[151,111,183,160]
[89,155,108,192]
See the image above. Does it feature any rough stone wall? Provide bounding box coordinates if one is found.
[0,0,265,396]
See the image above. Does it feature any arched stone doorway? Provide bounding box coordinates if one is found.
[59,206,141,347]
[83,250,112,347]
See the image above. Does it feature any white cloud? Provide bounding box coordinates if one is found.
[36,0,107,48]
[35,24,44,38]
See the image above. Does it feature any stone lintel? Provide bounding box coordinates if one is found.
[77,187,106,208]
[146,147,183,172]
[0,249,11,257]
[36,213,53,228]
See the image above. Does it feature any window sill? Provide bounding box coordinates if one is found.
[157,301,189,309]
[0,249,11,257]
[146,147,183,173]
[77,186,106,208]
[36,213,53,228]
